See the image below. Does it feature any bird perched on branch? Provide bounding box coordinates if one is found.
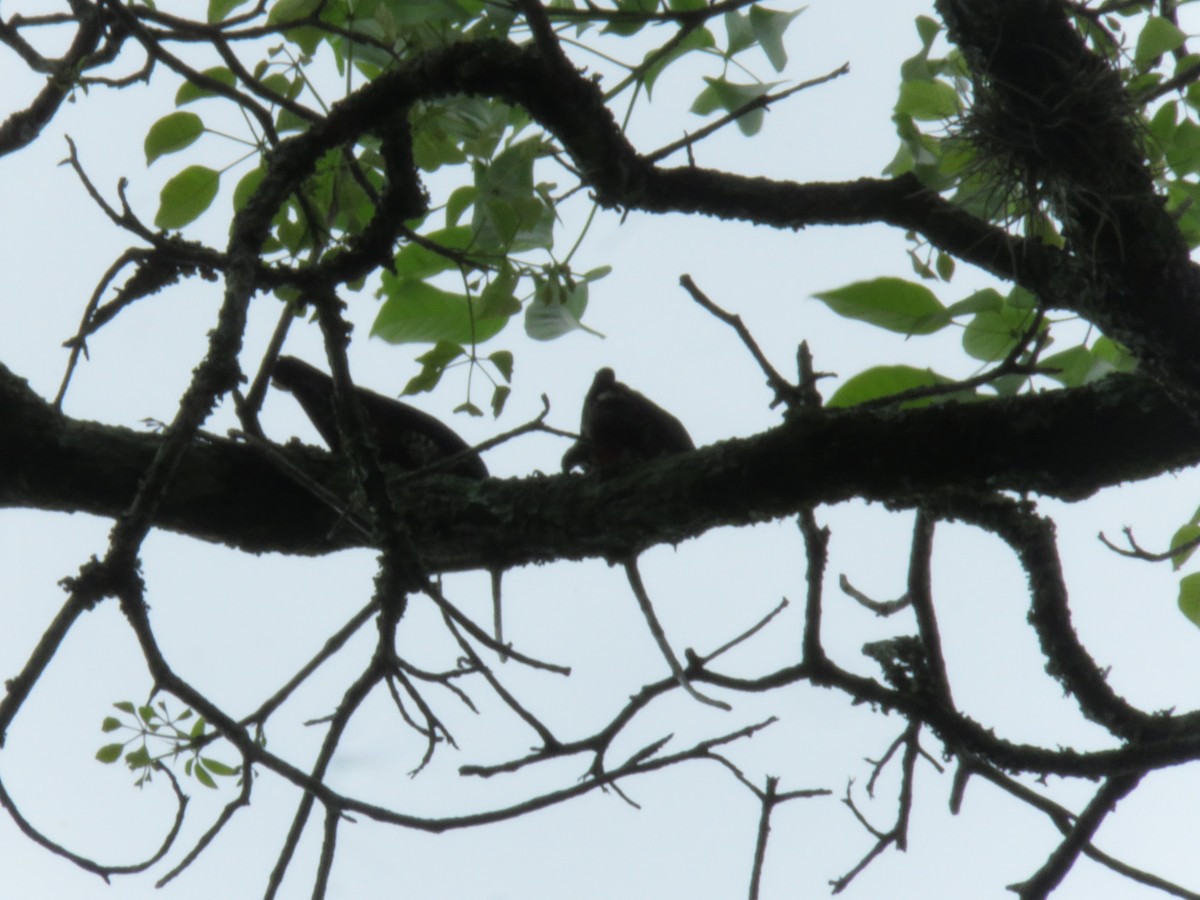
[561,367,694,474]
[271,355,488,480]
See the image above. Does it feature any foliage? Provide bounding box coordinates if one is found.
[5,1,1200,899]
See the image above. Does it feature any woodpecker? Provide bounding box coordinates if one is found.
[271,355,488,479]
[561,367,694,474]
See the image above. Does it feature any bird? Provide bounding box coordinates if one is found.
[561,367,694,474]
[271,355,488,480]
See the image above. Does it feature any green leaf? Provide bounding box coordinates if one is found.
[155,166,220,229]
[114,701,135,714]
[961,306,1037,362]
[232,165,264,213]
[126,746,152,768]
[723,9,756,56]
[445,185,480,227]
[477,265,521,319]
[1179,572,1200,626]
[812,277,946,335]
[914,15,940,51]
[403,366,446,396]
[138,705,155,723]
[455,400,485,417]
[373,279,508,344]
[195,765,217,789]
[415,340,466,368]
[175,67,236,106]
[201,757,239,776]
[1171,524,1200,571]
[101,716,122,733]
[491,384,511,416]
[144,112,204,165]
[827,365,954,408]
[1092,336,1138,373]
[749,5,805,72]
[190,716,207,738]
[525,281,595,340]
[1136,16,1187,68]
[1040,345,1103,387]
[943,289,1004,319]
[581,265,612,282]
[1165,118,1200,176]
[895,79,959,121]
[691,77,776,136]
[268,0,323,25]
[489,349,514,382]
[392,227,473,280]
[96,743,124,763]
[642,27,715,97]
[935,252,955,281]
[208,0,250,22]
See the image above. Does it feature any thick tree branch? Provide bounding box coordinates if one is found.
[4,362,1198,569]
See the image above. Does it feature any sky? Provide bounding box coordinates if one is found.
[4,1,1200,898]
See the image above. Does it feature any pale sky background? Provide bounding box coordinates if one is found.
[4,2,1200,898]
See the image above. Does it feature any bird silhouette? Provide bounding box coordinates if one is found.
[271,355,488,479]
[562,367,694,474]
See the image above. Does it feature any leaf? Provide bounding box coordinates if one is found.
[155,166,220,229]
[749,5,805,72]
[144,112,204,165]
[101,717,122,733]
[961,306,1037,362]
[1171,524,1200,571]
[267,0,323,25]
[114,701,135,714]
[373,279,509,345]
[445,185,480,227]
[201,757,239,776]
[489,349,514,381]
[491,384,511,416]
[455,401,484,417]
[1040,345,1103,387]
[935,252,955,281]
[403,366,446,396]
[1165,118,1200,176]
[195,765,217,789]
[175,67,236,106]
[895,79,960,121]
[722,9,756,56]
[691,77,776,136]
[525,281,596,340]
[1092,336,1138,373]
[126,746,152,768]
[208,0,250,22]
[943,289,1004,319]
[1178,572,1200,627]
[391,227,473,280]
[914,15,940,50]
[1136,16,1186,68]
[415,340,465,368]
[96,743,124,763]
[812,277,946,335]
[642,27,715,97]
[827,365,955,408]
[477,264,521,319]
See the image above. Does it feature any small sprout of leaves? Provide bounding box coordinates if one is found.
[96,699,240,789]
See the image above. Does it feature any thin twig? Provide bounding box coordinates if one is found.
[646,63,850,164]
[622,556,731,710]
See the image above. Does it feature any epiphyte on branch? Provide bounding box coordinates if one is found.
[561,367,694,473]
[271,355,488,479]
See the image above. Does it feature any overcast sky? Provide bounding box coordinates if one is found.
[4,2,1200,898]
